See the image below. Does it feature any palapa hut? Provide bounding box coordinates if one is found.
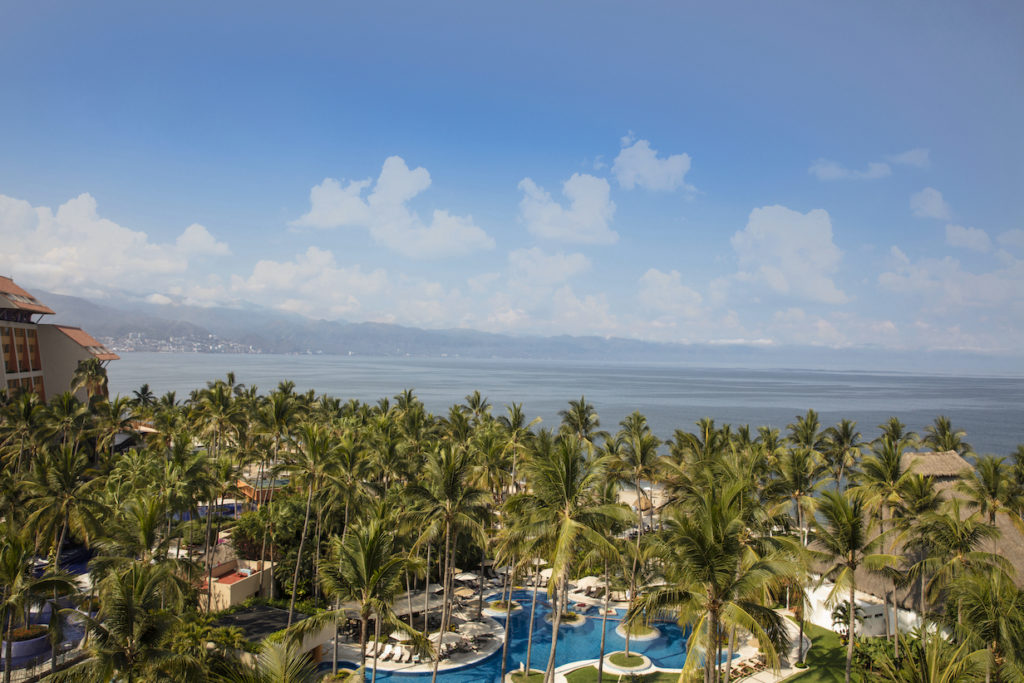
[852,450,1024,612]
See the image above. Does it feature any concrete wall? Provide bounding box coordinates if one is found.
[805,579,922,637]
[206,559,276,612]
[38,325,92,401]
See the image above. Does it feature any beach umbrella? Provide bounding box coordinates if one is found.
[429,631,462,645]
[430,584,445,593]
[495,565,513,575]
[454,586,475,598]
[390,630,413,642]
[575,576,603,590]
[454,572,480,582]
[459,621,491,637]
[539,568,554,581]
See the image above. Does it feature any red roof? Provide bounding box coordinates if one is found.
[54,326,120,361]
[0,276,55,315]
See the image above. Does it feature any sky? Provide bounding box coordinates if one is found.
[1,1,1023,357]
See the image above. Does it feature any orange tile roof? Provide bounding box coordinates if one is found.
[0,276,55,315]
[55,326,120,361]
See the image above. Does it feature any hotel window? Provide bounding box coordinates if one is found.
[15,328,29,373]
[32,376,45,402]
[1,327,15,373]
[27,329,41,371]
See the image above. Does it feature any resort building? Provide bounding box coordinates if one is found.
[0,276,118,401]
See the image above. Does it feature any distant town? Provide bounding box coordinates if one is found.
[102,332,263,354]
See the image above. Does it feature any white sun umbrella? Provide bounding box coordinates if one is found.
[539,568,554,581]
[429,631,462,645]
[529,557,546,567]
[430,583,445,593]
[459,621,491,637]
[454,572,480,582]
[390,629,414,642]
[575,575,603,590]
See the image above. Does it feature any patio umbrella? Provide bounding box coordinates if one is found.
[575,576,604,590]
[454,586,475,598]
[429,631,462,645]
[459,621,491,637]
[454,572,480,582]
[390,630,413,642]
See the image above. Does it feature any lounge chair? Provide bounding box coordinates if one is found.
[378,644,393,661]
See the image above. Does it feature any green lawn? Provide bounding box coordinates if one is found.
[565,667,679,682]
[509,670,545,682]
[609,651,645,667]
[783,622,852,683]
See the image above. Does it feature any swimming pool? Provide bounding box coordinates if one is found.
[330,590,691,681]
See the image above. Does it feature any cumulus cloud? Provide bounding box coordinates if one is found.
[945,224,991,252]
[997,229,1024,251]
[910,187,951,220]
[810,148,929,181]
[230,246,388,318]
[518,173,617,244]
[507,248,590,290]
[612,135,693,191]
[637,268,703,317]
[878,251,1024,312]
[886,148,930,168]
[809,159,891,181]
[291,156,495,258]
[730,205,848,304]
[0,192,230,298]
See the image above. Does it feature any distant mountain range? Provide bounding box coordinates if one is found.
[37,290,1023,374]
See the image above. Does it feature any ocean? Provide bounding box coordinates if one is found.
[107,352,1024,458]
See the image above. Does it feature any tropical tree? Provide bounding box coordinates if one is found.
[814,489,898,683]
[955,455,1024,553]
[823,418,862,490]
[508,432,629,683]
[923,416,973,457]
[632,483,795,683]
[212,640,320,683]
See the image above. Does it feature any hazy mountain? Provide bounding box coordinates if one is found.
[35,290,1024,374]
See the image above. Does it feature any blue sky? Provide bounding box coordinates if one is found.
[1,1,1022,355]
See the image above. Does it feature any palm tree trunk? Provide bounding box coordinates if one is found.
[371,617,381,683]
[544,575,565,683]
[846,583,855,683]
[724,626,736,683]
[3,605,13,683]
[430,522,452,683]
[499,568,515,682]
[525,564,540,676]
[287,482,314,628]
[422,542,431,630]
[332,597,340,676]
[359,614,368,674]
[597,561,610,683]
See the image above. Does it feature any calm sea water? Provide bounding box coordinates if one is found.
[107,353,1024,457]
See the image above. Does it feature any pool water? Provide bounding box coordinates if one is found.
[332,590,691,681]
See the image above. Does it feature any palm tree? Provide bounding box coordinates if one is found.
[507,432,628,683]
[50,563,198,682]
[0,529,77,683]
[282,422,338,627]
[290,519,424,680]
[923,416,973,457]
[558,396,608,449]
[212,640,320,683]
[950,570,1024,682]
[823,419,862,490]
[874,625,988,683]
[776,446,826,546]
[0,390,47,474]
[853,436,911,647]
[23,444,102,569]
[406,444,488,683]
[814,489,898,683]
[70,358,109,401]
[955,455,1024,553]
[632,484,795,683]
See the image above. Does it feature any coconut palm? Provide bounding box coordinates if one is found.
[405,444,488,683]
[507,432,628,683]
[282,422,339,627]
[955,455,1024,553]
[0,390,47,474]
[632,483,795,683]
[0,529,77,683]
[49,563,198,683]
[70,358,109,402]
[874,625,988,683]
[814,489,899,683]
[558,396,608,450]
[923,416,973,457]
[776,446,826,546]
[950,570,1024,683]
[823,418,862,490]
[212,639,320,683]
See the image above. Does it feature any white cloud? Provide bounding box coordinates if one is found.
[878,252,1024,312]
[997,229,1024,250]
[809,159,891,181]
[230,246,388,318]
[613,136,693,191]
[0,192,230,298]
[945,224,991,252]
[507,248,590,289]
[637,268,703,317]
[518,173,617,244]
[730,205,848,304]
[291,156,495,258]
[176,223,231,255]
[886,148,930,168]
[910,187,951,220]
[145,293,174,305]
